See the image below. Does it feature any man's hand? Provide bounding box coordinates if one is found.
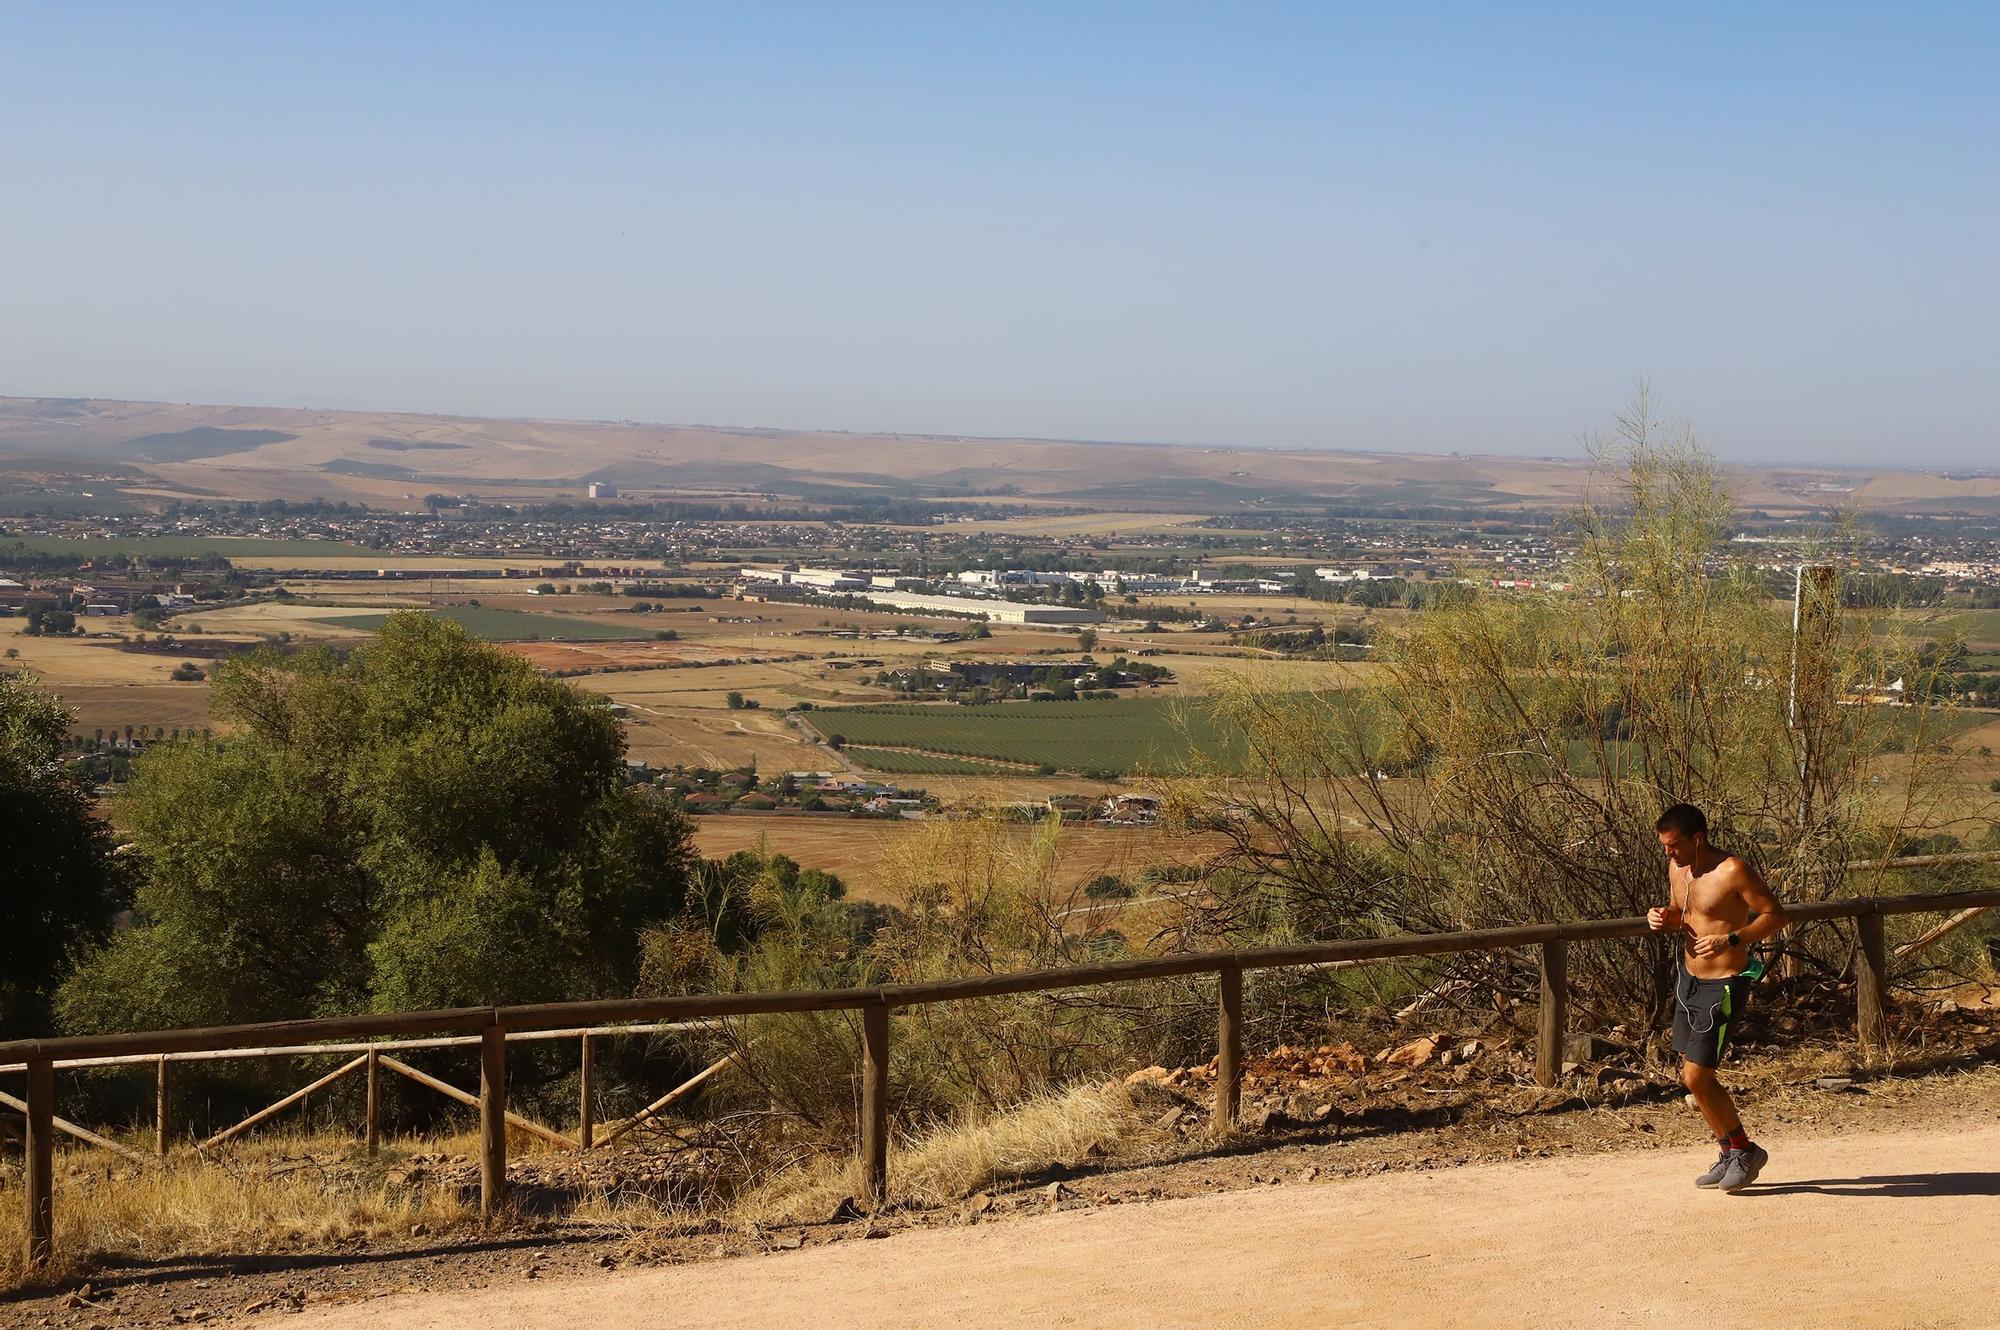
[1648,906,1683,933]
[1690,932,1734,957]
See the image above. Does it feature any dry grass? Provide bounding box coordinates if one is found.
[0,1130,475,1292]
[0,1082,1176,1286]
[738,1080,1175,1224]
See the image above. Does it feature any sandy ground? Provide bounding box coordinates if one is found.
[276,1122,2000,1330]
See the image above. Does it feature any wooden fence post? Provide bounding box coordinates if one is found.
[1216,965,1243,1131]
[1536,940,1568,1088]
[479,1025,508,1217]
[577,1033,594,1151]
[25,1057,54,1271]
[364,1048,380,1157]
[859,1003,889,1209]
[155,1056,170,1157]
[1857,911,1888,1059]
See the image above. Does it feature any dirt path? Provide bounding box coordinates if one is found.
[279,1123,2000,1330]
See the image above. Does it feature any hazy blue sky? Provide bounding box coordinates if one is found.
[3,3,1994,465]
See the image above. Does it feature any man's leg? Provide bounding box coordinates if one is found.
[1681,1059,1741,1138]
[1684,1058,1767,1192]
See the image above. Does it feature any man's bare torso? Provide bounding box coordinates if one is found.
[1670,853,1756,979]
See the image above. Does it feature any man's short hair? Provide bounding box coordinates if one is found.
[1656,803,1708,839]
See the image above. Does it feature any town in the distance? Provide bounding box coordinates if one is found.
[5,393,2000,907]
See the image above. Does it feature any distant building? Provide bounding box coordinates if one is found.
[851,591,1102,624]
[738,565,872,591]
[588,482,619,499]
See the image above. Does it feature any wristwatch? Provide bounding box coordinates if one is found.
[1726,931,1741,948]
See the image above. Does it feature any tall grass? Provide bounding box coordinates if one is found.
[738,1079,1176,1224]
[0,1129,475,1292]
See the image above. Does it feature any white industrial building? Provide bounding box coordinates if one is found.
[956,569,1081,587]
[857,591,1102,624]
[737,566,873,591]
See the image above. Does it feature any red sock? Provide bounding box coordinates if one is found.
[1724,1127,1751,1152]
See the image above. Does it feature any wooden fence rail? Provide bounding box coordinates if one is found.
[5,885,1999,1270]
[0,1019,718,1170]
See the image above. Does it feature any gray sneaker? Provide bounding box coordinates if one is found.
[1694,1152,1733,1188]
[1716,1144,1769,1194]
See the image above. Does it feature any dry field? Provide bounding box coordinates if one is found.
[689,814,1233,901]
[45,682,213,737]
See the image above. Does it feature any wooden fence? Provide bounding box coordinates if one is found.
[5,884,1999,1271]
[0,1021,717,1161]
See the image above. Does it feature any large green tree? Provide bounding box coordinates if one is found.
[1,673,124,1039]
[60,613,699,1032]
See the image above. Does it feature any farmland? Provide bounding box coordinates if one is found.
[840,747,1024,775]
[805,696,1250,775]
[312,605,657,642]
[1937,609,2000,646]
[689,813,1238,901]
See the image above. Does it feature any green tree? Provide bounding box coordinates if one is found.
[59,613,700,1031]
[1,674,124,1039]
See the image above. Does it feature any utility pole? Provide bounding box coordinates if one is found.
[1788,564,1838,836]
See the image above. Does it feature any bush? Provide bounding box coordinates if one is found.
[1082,874,1133,900]
[1193,392,1972,1020]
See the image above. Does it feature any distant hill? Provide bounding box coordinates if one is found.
[1,394,1995,516]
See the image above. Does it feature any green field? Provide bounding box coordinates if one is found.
[1937,610,2000,646]
[1,534,363,560]
[841,747,1024,775]
[313,606,655,642]
[811,696,1248,775]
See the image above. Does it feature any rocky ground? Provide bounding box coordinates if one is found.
[7,984,1998,1329]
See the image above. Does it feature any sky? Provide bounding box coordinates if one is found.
[2,3,1995,466]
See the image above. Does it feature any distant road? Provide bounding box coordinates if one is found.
[281,1123,2000,1330]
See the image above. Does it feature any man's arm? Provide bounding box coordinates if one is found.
[1732,860,1787,945]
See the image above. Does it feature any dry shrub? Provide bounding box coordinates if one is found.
[739,1079,1172,1223]
[719,815,1154,1140]
[1176,389,1975,1022]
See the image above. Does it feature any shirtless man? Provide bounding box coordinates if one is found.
[1646,803,1789,1194]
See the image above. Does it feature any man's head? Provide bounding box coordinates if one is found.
[1655,803,1708,867]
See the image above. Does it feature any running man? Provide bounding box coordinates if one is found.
[1647,803,1789,1194]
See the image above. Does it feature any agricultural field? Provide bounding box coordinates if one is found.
[37,682,212,739]
[1937,609,2000,647]
[689,813,1237,902]
[312,605,657,641]
[840,747,1024,775]
[803,696,1250,775]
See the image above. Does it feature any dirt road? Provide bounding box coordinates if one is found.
[280,1123,2000,1330]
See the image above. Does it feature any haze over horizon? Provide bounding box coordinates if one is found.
[4,3,1995,467]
